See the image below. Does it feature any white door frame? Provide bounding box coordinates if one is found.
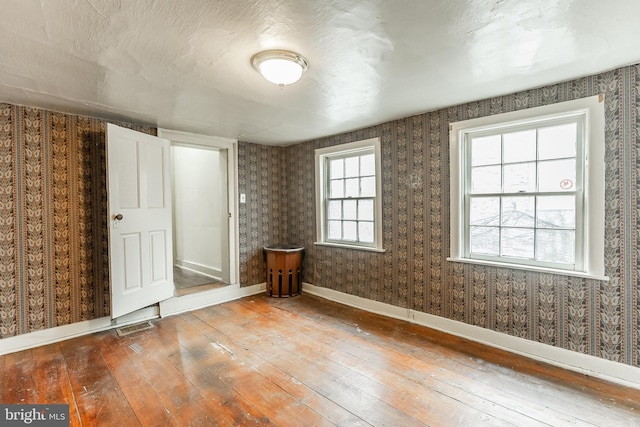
[158,129,240,286]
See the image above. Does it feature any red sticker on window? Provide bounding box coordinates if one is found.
[560,179,573,190]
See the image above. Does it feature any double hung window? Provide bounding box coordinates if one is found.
[315,138,384,252]
[449,95,606,279]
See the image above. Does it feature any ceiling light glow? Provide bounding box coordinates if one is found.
[251,50,309,87]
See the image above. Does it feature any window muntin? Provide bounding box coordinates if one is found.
[315,138,383,252]
[449,95,607,280]
[465,117,584,270]
[326,152,376,243]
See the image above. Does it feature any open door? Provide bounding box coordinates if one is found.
[107,124,174,318]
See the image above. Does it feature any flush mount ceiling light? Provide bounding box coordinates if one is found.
[251,49,309,87]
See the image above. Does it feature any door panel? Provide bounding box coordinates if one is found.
[116,141,140,208]
[122,233,142,291]
[150,230,167,282]
[108,124,174,318]
[146,144,165,208]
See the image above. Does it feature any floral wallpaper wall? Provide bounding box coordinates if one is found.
[237,142,288,285]
[3,62,639,372]
[278,64,640,368]
[0,104,154,338]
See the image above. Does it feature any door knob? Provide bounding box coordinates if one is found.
[114,214,123,221]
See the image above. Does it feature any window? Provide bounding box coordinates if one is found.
[449,95,607,280]
[315,138,384,252]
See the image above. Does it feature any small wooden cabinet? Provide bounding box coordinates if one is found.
[264,246,304,297]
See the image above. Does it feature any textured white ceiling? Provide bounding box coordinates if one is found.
[1,0,639,145]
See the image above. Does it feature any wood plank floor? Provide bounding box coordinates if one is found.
[173,267,227,296]
[2,294,640,426]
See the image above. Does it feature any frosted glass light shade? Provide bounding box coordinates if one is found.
[252,50,309,86]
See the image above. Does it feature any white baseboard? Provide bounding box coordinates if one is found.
[175,261,222,281]
[8,281,637,391]
[1,283,267,356]
[0,306,160,356]
[302,283,640,390]
[159,282,266,317]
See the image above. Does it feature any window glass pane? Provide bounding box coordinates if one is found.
[503,162,536,193]
[343,200,357,220]
[328,221,342,240]
[503,129,536,163]
[538,123,577,160]
[455,111,590,270]
[345,157,359,178]
[536,229,575,264]
[343,221,357,240]
[501,196,535,227]
[538,159,576,192]
[470,197,500,226]
[328,200,342,220]
[360,154,375,176]
[360,176,376,197]
[330,179,344,198]
[471,135,501,166]
[537,195,575,229]
[471,165,501,194]
[470,226,499,255]
[359,222,374,243]
[330,158,344,179]
[501,228,534,258]
[359,199,374,220]
[345,178,359,197]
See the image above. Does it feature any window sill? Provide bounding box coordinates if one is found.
[446,257,609,282]
[314,241,386,253]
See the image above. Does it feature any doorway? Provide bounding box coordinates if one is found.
[158,128,240,296]
[172,144,229,295]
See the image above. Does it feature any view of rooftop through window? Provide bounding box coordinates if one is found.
[468,121,579,266]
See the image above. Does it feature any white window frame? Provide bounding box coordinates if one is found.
[448,95,608,281]
[314,137,385,252]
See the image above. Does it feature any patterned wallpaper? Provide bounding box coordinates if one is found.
[237,142,288,285]
[2,63,639,372]
[277,64,640,368]
[0,104,154,338]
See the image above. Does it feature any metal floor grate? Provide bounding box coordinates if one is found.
[116,321,154,337]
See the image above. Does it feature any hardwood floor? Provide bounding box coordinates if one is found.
[2,294,640,426]
[173,267,227,296]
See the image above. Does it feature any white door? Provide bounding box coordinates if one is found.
[107,124,174,318]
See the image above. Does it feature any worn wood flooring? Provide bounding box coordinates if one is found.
[173,266,227,296]
[2,294,640,426]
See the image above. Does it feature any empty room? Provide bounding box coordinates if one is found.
[1,1,640,426]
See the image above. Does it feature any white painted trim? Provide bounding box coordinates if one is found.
[114,306,160,325]
[0,281,269,356]
[314,241,386,253]
[158,128,240,286]
[230,144,240,287]
[302,283,640,390]
[314,137,383,251]
[159,283,266,317]
[157,128,237,147]
[175,261,222,281]
[0,306,160,356]
[446,257,609,282]
[449,95,606,278]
